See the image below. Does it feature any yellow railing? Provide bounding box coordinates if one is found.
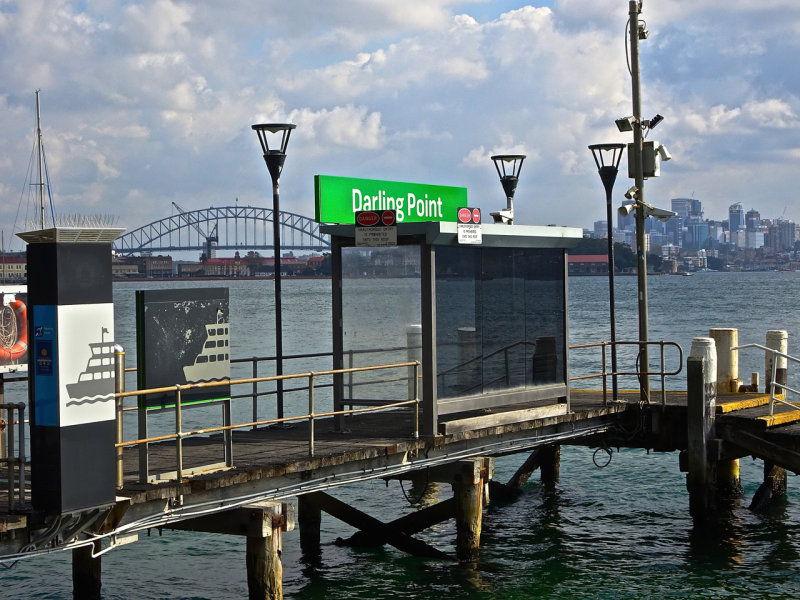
[114,361,420,487]
[569,340,683,405]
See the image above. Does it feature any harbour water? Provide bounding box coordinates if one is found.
[3,271,800,599]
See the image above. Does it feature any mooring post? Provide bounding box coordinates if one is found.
[297,493,321,557]
[686,337,717,521]
[451,459,486,562]
[765,330,788,396]
[708,328,742,498]
[72,543,101,600]
[709,328,740,393]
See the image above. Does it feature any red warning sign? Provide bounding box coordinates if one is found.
[355,211,380,227]
[457,207,472,223]
[381,210,396,226]
[472,208,481,224]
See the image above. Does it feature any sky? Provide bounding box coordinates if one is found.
[1,0,799,252]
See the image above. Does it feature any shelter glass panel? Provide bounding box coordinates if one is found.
[435,246,565,399]
[340,245,421,406]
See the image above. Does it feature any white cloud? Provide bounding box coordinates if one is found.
[288,105,386,152]
[743,99,798,128]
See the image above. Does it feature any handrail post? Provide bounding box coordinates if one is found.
[308,373,315,457]
[6,403,14,512]
[175,385,183,481]
[115,346,126,489]
[660,341,667,406]
[16,403,25,509]
[766,330,788,417]
[252,358,259,431]
[601,343,608,406]
[414,362,420,439]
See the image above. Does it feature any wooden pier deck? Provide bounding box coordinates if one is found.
[3,388,800,559]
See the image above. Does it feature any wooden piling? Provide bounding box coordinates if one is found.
[72,544,101,600]
[246,524,283,600]
[451,460,485,562]
[750,461,788,511]
[170,501,293,600]
[297,494,321,557]
[686,337,717,521]
[539,444,561,485]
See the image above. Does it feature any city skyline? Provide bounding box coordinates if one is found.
[1,1,799,252]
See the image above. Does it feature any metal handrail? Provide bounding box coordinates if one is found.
[731,343,800,416]
[569,340,683,406]
[115,361,420,485]
[0,402,26,512]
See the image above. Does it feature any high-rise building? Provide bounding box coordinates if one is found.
[729,203,745,232]
[671,198,692,220]
[745,208,761,231]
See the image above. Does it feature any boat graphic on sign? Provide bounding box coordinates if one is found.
[65,327,115,405]
[183,309,230,383]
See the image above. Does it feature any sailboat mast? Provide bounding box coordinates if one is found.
[35,89,45,230]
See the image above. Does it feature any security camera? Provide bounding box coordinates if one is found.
[624,185,638,200]
[648,206,677,222]
[638,24,649,39]
[657,144,672,161]
[490,208,514,225]
[619,203,636,217]
[649,114,664,129]
[615,116,636,132]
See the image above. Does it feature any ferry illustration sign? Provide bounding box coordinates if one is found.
[314,175,468,224]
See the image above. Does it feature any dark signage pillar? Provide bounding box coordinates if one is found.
[19,227,123,514]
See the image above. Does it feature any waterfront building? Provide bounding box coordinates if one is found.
[0,254,27,281]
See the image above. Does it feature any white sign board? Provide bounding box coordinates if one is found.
[457,223,482,245]
[356,226,398,247]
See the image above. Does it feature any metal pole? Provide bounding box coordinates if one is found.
[602,174,618,400]
[629,0,650,401]
[272,178,285,420]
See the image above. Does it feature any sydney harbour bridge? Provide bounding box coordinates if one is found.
[113,205,331,256]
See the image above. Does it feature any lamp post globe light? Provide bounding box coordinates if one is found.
[252,122,296,421]
[589,143,625,401]
[490,154,526,225]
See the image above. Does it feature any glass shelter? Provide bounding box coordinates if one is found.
[323,222,582,436]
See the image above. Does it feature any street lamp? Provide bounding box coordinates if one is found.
[252,122,296,421]
[490,154,526,224]
[589,143,625,401]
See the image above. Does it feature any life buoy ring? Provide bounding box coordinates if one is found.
[0,300,27,362]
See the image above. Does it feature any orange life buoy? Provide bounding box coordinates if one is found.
[0,300,27,362]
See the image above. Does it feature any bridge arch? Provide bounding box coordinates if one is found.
[113,205,331,255]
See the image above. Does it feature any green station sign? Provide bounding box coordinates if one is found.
[314,175,468,224]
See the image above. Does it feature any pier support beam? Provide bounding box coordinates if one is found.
[170,501,294,600]
[72,544,101,600]
[449,459,490,562]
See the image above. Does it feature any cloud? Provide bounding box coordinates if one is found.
[288,105,386,152]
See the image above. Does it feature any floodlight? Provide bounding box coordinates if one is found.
[657,144,672,161]
[624,185,639,200]
[616,116,636,132]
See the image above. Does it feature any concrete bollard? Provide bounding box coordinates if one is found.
[709,328,740,394]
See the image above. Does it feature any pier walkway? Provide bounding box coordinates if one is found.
[4,387,800,550]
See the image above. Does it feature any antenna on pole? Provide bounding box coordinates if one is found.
[35,90,45,230]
